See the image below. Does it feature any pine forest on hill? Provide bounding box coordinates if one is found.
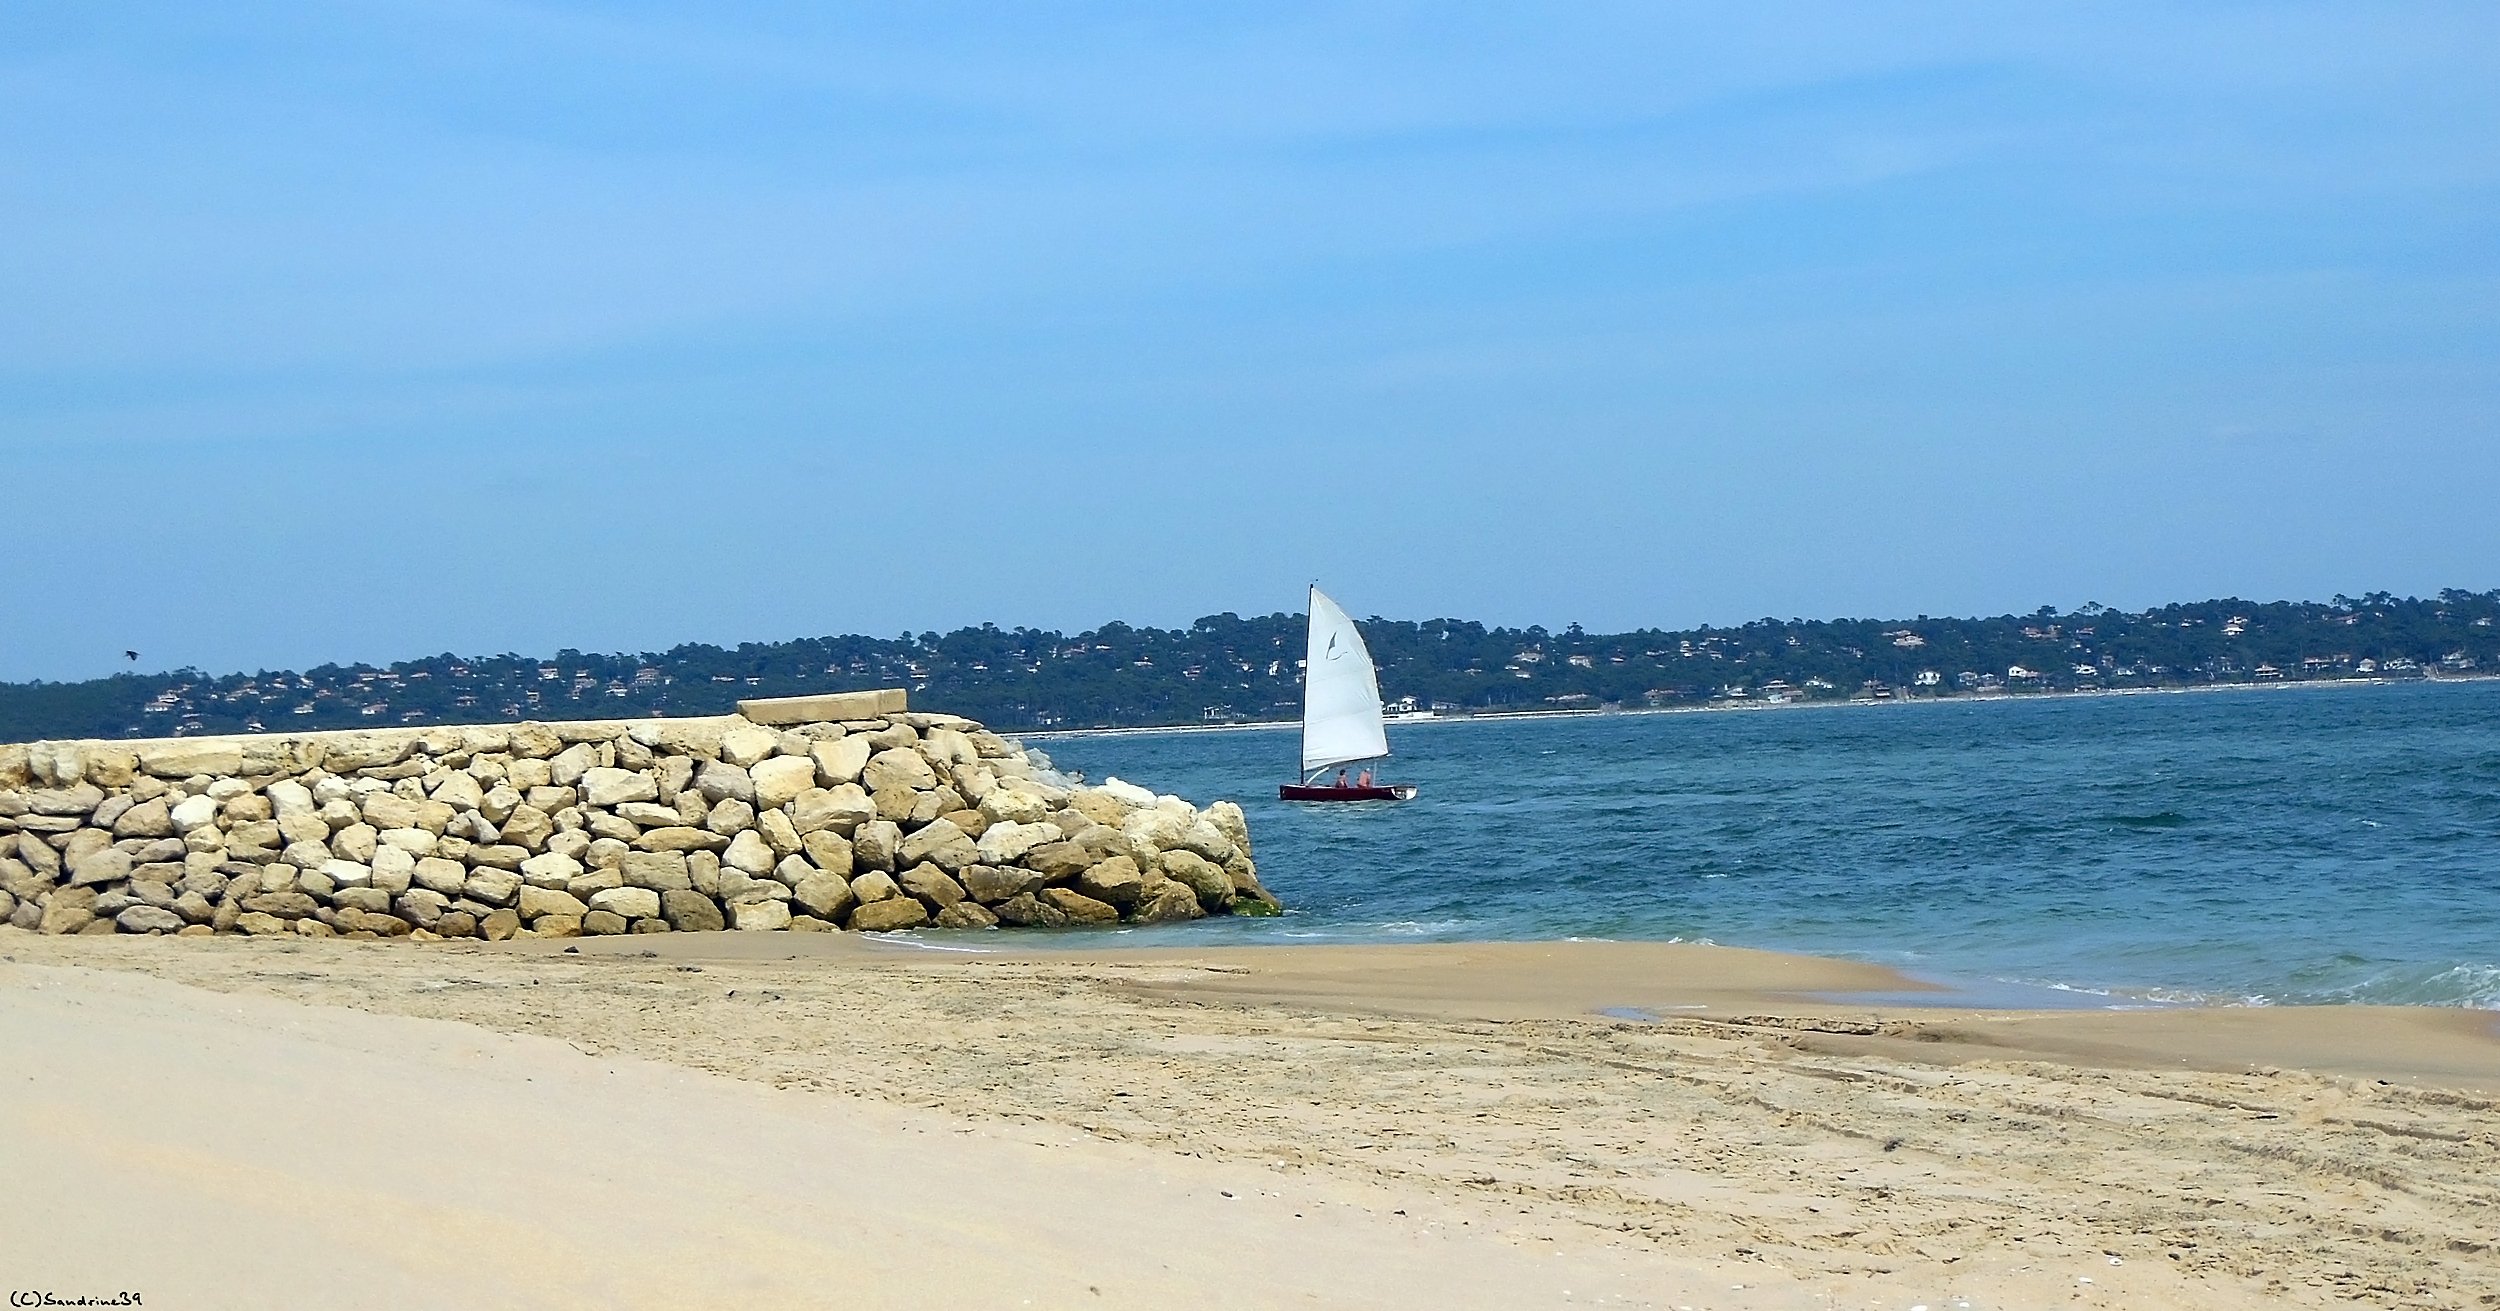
[4,590,2498,743]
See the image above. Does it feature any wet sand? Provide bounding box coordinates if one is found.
[4,931,2496,1309]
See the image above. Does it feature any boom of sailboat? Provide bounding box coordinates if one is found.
[1280,585,1417,802]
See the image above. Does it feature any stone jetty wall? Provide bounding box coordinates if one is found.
[0,692,1275,940]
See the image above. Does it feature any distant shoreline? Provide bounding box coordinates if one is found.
[1017,671,2500,742]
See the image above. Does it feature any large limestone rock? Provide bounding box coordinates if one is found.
[799,831,853,878]
[851,820,901,872]
[722,830,776,876]
[1095,777,1159,809]
[862,748,937,794]
[464,869,523,908]
[588,887,661,920]
[1121,808,1188,857]
[138,740,244,779]
[934,900,999,929]
[717,724,780,769]
[518,851,583,889]
[581,767,658,807]
[959,864,1043,905]
[394,889,450,929]
[69,848,133,888]
[112,798,175,838]
[110,904,180,935]
[1075,856,1146,909]
[1039,887,1120,924]
[661,889,725,932]
[895,862,966,909]
[977,786,1052,826]
[810,736,872,787]
[636,826,728,853]
[791,871,856,922]
[614,801,680,828]
[242,891,320,919]
[849,898,929,932]
[517,885,587,920]
[1133,880,1205,923]
[790,784,874,836]
[31,742,86,787]
[897,818,978,872]
[920,727,978,766]
[749,757,816,811]
[41,887,102,934]
[693,760,755,806]
[548,742,599,787]
[326,732,418,770]
[1176,820,1238,863]
[1022,842,1096,883]
[431,771,487,812]
[567,864,623,899]
[368,846,416,893]
[1159,850,1235,909]
[28,783,105,816]
[15,833,61,878]
[869,786,917,824]
[704,797,757,836]
[1204,800,1253,857]
[992,892,1068,928]
[756,808,803,859]
[169,794,221,834]
[728,898,791,931]
[1063,789,1133,830]
[975,820,1059,866]
[331,887,393,914]
[413,857,469,896]
[736,690,898,725]
[621,851,692,891]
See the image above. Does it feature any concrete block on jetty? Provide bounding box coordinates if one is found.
[0,692,1277,940]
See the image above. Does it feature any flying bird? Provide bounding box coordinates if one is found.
[124,650,139,661]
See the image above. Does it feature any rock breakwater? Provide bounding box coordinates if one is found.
[0,692,1276,940]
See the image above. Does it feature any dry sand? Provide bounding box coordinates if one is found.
[3,932,2496,1310]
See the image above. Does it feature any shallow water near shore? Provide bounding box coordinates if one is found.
[1016,679,2500,1009]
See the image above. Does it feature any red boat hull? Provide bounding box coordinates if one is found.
[1278,783,1417,802]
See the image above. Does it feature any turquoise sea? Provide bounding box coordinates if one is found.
[1021,680,2500,1009]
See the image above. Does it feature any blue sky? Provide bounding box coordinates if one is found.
[3,2,2496,681]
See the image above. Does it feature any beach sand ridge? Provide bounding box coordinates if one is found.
[4,933,2495,1309]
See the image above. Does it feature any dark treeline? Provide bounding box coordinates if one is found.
[5,589,2498,742]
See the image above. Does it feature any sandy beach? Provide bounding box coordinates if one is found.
[4,932,2495,1309]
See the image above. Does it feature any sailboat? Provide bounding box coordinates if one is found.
[1279,585,1418,802]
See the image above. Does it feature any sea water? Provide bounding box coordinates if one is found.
[1018,679,2500,1009]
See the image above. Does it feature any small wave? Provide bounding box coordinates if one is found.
[2297,962,2500,1009]
[1375,919,1466,936]
[864,935,997,954]
[2106,811,2190,829]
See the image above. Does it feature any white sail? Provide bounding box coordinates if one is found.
[1300,585,1390,775]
